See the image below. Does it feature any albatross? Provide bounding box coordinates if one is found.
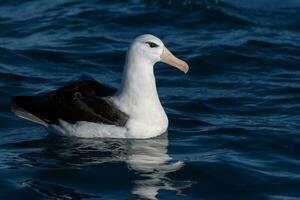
[11,34,189,139]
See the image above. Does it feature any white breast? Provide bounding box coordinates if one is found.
[112,95,169,139]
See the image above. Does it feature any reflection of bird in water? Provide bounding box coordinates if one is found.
[16,134,192,199]
[127,136,185,199]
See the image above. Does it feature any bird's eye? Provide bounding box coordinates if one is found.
[146,42,159,48]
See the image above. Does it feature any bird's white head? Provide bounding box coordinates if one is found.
[126,34,189,73]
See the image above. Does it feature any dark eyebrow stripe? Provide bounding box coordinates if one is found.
[146,41,159,48]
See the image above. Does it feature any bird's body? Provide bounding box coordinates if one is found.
[12,34,188,139]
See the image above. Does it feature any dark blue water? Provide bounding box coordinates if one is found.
[1,0,300,199]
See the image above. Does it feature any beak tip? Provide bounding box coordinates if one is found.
[183,63,189,74]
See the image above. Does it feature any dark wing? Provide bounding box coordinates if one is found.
[11,80,129,126]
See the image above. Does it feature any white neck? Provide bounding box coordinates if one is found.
[114,52,161,114]
[112,50,168,137]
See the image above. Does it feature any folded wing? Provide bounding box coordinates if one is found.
[11,80,129,127]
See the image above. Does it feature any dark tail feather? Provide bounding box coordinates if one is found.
[11,96,48,127]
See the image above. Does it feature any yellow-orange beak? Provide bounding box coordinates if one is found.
[160,47,189,74]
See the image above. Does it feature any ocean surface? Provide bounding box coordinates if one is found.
[0,0,300,199]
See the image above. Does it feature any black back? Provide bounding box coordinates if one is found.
[11,80,129,126]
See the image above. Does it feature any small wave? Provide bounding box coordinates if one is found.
[245,39,300,50]
[23,180,100,199]
[0,71,45,82]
